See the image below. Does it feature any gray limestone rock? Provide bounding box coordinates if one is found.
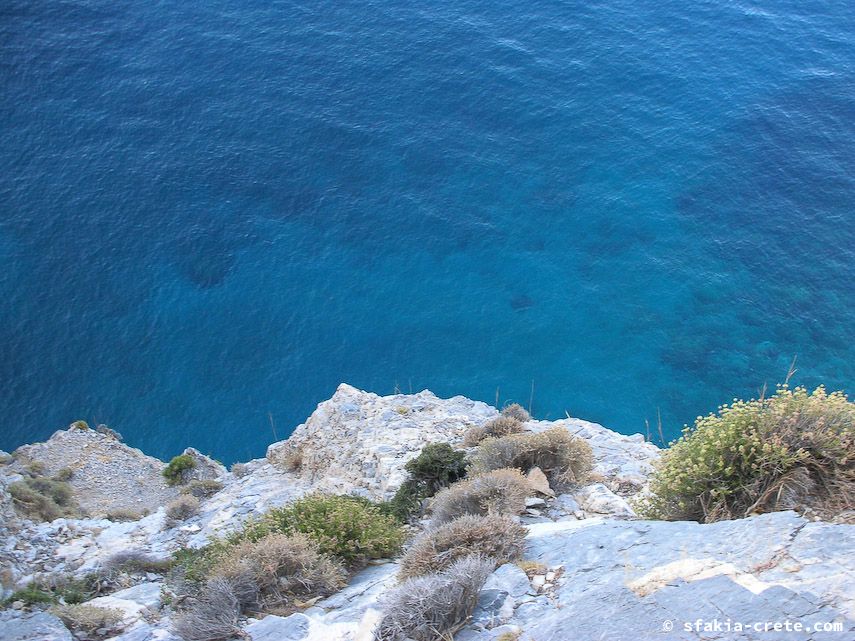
[244,613,310,641]
[0,612,73,641]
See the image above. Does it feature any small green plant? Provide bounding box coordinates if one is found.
[405,443,468,494]
[3,584,56,606]
[69,420,90,431]
[469,427,592,490]
[240,493,405,565]
[388,443,469,521]
[399,514,527,579]
[163,454,196,486]
[640,385,855,522]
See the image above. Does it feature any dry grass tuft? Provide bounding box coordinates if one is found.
[502,403,531,422]
[463,416,525,447]
[429,468,531,525]
[166,494,200,523]
[51,604,123,639]
[210,533,346,610]
[172,577,242,641]
[469,427,592,490]
[375,555,494,641]
[399,514,527,579]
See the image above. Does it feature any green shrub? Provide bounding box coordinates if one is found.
[241,493,405,565]
[640,385,855,523]
[3,584,56,606]
[69,420,90,431]
[399,514,527,579]
[385,480,424,522]
[502,403,531,422]
[469,427,592,490]
[429,468,531,525]
[406,443,468,494]
[163,454,196,486]
[388,444,469,521]
[9,476,78,522]
[2,575,103,608]
[463,416,524,446]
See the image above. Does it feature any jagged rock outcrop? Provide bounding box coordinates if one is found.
[1,384,853,641]
[274,384,498,498]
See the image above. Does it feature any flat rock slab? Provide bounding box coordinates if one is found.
[0,612,73,641]
[512,512,855,640]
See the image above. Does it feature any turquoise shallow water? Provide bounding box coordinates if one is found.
[1,1,853,464]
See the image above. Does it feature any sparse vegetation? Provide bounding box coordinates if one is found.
[163,454,196,486]
[515,560,547,578]
[104,550,173,575]
[429,468,531,525]
[375,555,494,641]
[54,467,74,482]
[2,575,104,608]
[166,495,200,523]
[239,493,405,565]
[640,385,855,523]
[172,577,242,641]
[51,604,123,639]
[469,427,592,490]
[3,584,55,606]
[69,420,90,431]
[105,508,146,522]
[209,533,346,610]
[269,443,303,472]
[502,403,531,422]
[95,424,123,441]
[463,416,524,446]
[183,479,224,498]
[230,462,248,477]
[388,444,468,521]
[9,469,78,522]
[399,514,527,579]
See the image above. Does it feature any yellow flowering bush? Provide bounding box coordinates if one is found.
[640,386,854,522]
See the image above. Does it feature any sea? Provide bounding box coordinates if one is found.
[1,0,853,464]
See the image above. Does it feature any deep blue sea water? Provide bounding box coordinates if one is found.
[2,1,853,464]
